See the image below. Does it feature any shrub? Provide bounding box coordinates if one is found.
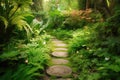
[62,9,96,30]
[68,27,94,54]
[69,24,120,80]
[0,0,33,43]
[50,28,73,41]
[0,64,42,80]
[0,34,51,80]
[46,10,66,29]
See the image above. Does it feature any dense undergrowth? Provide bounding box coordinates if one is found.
[1,0,120,80]
[48,8,120,80]
[0,1,53,79]
[69,23,120,80]
[0,34,52,80]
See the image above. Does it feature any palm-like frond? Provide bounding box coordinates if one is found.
[13,0,32,8]
[11,15,33,38]
[23,23,33,39]
[0,0,34,39]
[0,16,8,29]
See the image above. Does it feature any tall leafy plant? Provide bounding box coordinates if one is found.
[0,34,51,80]
[0,0,33,44]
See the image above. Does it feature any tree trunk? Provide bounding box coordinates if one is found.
[95,0,111,19]
[86,0,91,9]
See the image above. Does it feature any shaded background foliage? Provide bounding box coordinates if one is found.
[0,0,120,80]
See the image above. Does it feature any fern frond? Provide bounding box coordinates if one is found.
[23,23,33,39]
[0,51,19,61]
[29,62,44,70]
[13,0,32,9]
[11,15,33,38]
[0,70,13,80]
[0,16,8,29]
[12,64,41,80]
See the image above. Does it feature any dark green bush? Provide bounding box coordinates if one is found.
[47,10,66,29]
[50,28,73,41]
[63,18,87,30]
[69,23,120,80]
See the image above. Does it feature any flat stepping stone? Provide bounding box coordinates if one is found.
[52,40,66,45]
[55,44,67,47]
[46,65,72,77]
[54,48,68,51]
[52,40,64,44]
[52,59,69,64]
[52,52,68,57]
[52,40,63,42]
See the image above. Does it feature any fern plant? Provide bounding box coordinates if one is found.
[0,34,51,80]
[0,0,33,43]
[0,64,42,80]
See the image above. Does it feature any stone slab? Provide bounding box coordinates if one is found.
[54,48,68,51]
[52,52,68,57]
[52,59,69,64]
[46,65,72,77]
[52,40,64,44]
[55,44,67,47]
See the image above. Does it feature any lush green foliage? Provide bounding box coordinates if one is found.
[49,28,73,41]
[0,0,33,42]
[68,20,120,80]
[47,8,120,79]
[0,1,53,80]
[1,0,120,80]
[0,34,51,80]
[45,10,65,29]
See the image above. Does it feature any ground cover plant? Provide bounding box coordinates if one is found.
[0,34,51,80]
[0,0,120,80]
[0,0,52,79]
[69,23,120,80]
[67,6,120,80]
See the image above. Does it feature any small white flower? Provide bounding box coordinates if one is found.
[105,57,110,61]
[43,41,46,44]
[25,59,28,63]
[76,51,79,53]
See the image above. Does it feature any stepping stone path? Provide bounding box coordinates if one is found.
[51,58,69,65]
[45,38,72,80]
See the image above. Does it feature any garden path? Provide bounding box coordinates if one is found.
[44,38,72,80]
